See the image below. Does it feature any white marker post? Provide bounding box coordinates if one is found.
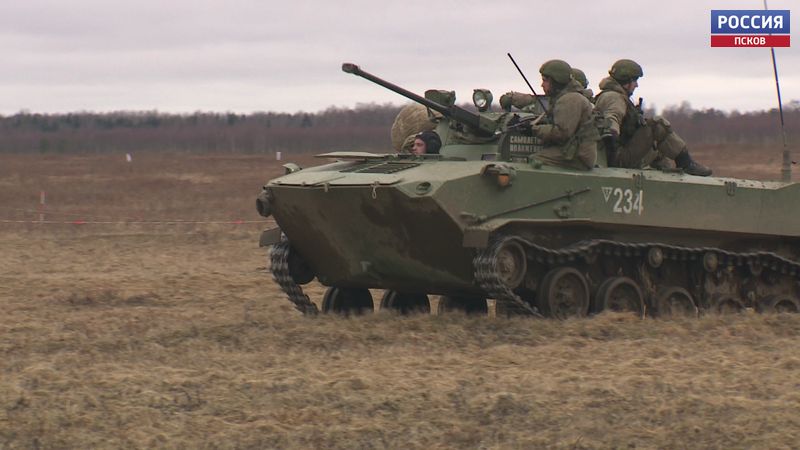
[276,151,282,161]
[39,191,46,222]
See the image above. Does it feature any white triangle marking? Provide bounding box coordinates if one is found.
[602,187,612,202]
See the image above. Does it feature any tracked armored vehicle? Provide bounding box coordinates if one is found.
[258,63,800,318]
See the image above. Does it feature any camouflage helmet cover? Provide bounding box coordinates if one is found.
[570,68,588,89]
[609,59,643,83]
[539,59,572,85]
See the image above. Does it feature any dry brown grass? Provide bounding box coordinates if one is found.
[688,144,796,181]
[1,148,799,449]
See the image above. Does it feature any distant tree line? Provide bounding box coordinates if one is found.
[0,101,797,154]
[0,104,402,154]
[658,100,800,146]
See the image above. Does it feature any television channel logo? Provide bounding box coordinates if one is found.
[710,10,790,47]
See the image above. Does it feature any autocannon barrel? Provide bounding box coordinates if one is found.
[342,63,494,136]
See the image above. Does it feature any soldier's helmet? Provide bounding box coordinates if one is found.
[609,59,643,84]
[415,130,442,154]
[539,59,572,85]
[571,68,588,89]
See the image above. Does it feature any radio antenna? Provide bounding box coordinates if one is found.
[507,53,550,115]
[763,0,792,181]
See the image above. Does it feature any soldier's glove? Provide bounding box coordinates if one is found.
[517,120,534,136]
[602,130,619,166]
[499,93,514,111]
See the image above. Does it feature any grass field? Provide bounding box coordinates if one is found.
[1,149,799,449]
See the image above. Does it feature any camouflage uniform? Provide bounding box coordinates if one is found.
[499,91,541,112]
[594,76,683,168]
[499,67,592,110]
[533,81,598,170]
[594,59,711,175]
[570,68,594,101]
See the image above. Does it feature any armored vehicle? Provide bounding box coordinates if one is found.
[257,63,800,318]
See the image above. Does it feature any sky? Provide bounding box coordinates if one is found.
[0,0,797,115]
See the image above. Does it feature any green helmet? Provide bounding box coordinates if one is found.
[539,59,572,85]
[609,59,643,83]
[571,68,588,89]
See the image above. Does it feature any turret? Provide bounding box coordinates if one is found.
[341,63,498,137]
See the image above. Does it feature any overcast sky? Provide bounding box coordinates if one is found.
[0,0,797,115]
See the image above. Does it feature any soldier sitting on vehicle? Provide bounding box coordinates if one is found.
[595,59,712,176]
[517,60,599,171]
[571,68,593,101]
[499,67,591,110]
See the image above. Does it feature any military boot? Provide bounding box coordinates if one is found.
[675,150,712,177]
[649,155,673,170]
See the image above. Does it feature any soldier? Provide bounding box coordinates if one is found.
[520,59,599,170]
[571,68,594,100]
[411,130,442,155]
[595,59,711,176]
[500,67,592,109]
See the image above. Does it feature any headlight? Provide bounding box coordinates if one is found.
[424,89,456,107]
[472,89,493,112]
[480,163,516,188]
[256,188,272,217]
[282,163,302,174]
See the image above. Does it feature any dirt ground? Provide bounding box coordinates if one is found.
[1,150,799,449]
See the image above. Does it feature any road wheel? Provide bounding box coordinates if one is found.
[321,287,373,315]
[436,296,488,315]
[655,286,698,317]
[594,276,644,316]
[380,291,430,315]
[758,295,800,314]
[496,240,527,289]
[540,267,590,319]
[710,295,745,314]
